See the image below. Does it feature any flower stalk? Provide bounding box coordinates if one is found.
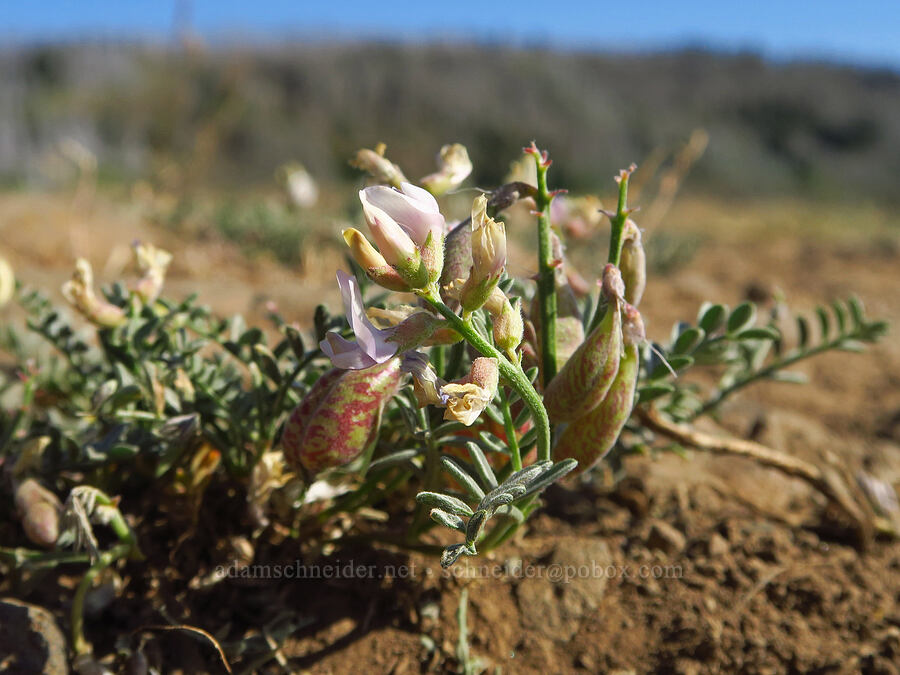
[528,144,559,384]
[589,164,635,333]
[419,290,551,463]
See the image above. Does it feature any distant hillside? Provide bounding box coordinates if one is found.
[1,42,898,202]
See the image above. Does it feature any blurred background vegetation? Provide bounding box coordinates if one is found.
[2,41,898,203]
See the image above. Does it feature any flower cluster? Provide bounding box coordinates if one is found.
[286,143,645,493]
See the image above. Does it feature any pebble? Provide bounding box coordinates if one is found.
[707,532,730,557]
[647,521,687,554]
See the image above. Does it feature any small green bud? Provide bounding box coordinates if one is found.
[619,219,646,307]
[492,296,524,360]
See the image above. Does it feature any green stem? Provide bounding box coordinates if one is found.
[534,156,558,384]
[431,344,445,380]
[589,168,632,333]
[499,392,522,472]
[691,337,854,420]
[92,492,141,557]
[70,542,132,656]
[0,547,91,569]
[421,292,551,463]
[410,407,441,537]
[608,169,631,268]
[268,353,315,435]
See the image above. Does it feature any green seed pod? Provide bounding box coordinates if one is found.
[543,265,624,422]
[552,340,640,475]
[619,219,646,307]
[282,359,402,475]
[15,478,61,548]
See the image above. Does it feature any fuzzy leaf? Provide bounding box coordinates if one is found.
[698,303,728,333]
[797,315,810,348]
[520,458,579,498]
[736,327,780,341]
[416,491,474,518]
[465,509,489,543]
[672,327,705,354]
[465,442,498,489]
[638,383,675,403]
[430,508,466,533]
[726,302,756,334]
[368,449,420,472]
[441,456,486,501]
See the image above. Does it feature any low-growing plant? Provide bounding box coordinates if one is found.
[0,142,889,667]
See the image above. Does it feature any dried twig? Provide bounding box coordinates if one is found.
[138,624,233,674]
[635,406,874,545]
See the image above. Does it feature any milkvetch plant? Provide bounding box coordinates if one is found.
[0,140,890,613]
[285,142,888,566]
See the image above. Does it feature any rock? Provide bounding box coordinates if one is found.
[647,521,686,554]
[0,598,68,674]
[517,537,613,641]
[707,533,729,557]
[576,651,596,670]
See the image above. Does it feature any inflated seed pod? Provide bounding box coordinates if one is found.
[619,219,646,307]
[282,359,403,475]
[543,265,624,422]
[552,304,643,474]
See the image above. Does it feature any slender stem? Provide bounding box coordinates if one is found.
[0,547,91,569]
[93,491,142,558]
[268,353,316,437]
[410,407,440,537]
[589,168,632,333]
[71,542,133,656]
[534,156,558,384]
[431,344,445,380]
[499,392,522,472]
[608,170,631,268]
[691,337,851,420]
[420,292,551,463]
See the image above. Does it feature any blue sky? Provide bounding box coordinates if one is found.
[4,0,899,70]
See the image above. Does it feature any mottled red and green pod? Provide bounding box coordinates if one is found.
[543,265,624,422]
[282,359,403,475]
[552,340,639,474]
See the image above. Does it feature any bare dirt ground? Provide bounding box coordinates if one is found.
[2,189,899,673]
